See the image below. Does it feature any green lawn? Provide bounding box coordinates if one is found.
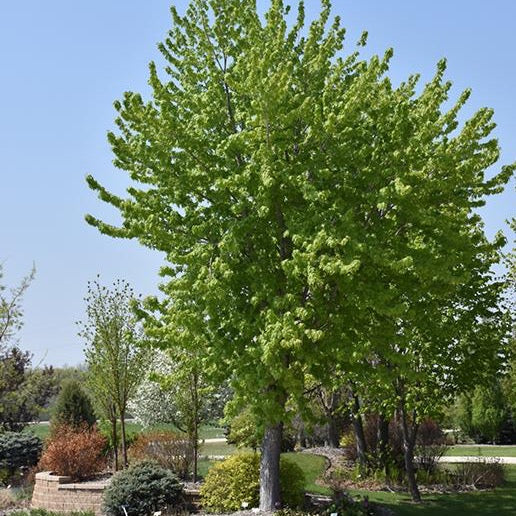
[199,441,240,457]
[444,446,516,457]
[283,452,330,495]
[24,422,225,442]
[347,465,516,516]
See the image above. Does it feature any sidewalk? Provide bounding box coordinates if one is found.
[438,455,516,464]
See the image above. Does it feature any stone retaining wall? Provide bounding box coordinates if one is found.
[31,471,108,515]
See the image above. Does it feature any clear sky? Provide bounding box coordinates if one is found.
[1,1,514,367]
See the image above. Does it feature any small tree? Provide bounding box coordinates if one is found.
[471,383,507,443]
[79,278,148,467]
[0,265,57,431]
[51,379,96,430]
[0,265,34,349]
[129,349,228,481]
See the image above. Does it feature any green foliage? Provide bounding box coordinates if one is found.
[200,453,260,512]
[51,380,96,430]
[226,409,261,450]
[85,0,514,506]
[79,278,149,467]
[102,460,183,516]
[86,0,514,427]
[471,383,508,443]
[0,265,34,349]
[0,432,42,478]
[0,265,57,432]
[200,453,305,511]
[452,394,474,441]
[0,347,57,432]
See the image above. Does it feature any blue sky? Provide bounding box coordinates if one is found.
[1,1,514,366]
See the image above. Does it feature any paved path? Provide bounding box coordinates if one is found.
[202,437,226,443]
[438,455,516,464]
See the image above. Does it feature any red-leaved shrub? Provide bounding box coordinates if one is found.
[39,424,107,480]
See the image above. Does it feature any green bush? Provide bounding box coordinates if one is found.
[51,380,96,430]
[0,432,42,479]
[103,460,183,516]
[200,452,305,512]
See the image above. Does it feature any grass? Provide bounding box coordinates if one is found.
[346,465,516,516]
[24,422,225,442]
[199,441,240,457]
[444,446,516,457]
[283,452,330,495]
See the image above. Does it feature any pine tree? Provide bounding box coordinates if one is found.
[52,379,96,430]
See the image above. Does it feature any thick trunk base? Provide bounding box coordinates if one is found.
[260,423,283,511]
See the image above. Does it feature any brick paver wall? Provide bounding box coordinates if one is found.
[31,471,108,515]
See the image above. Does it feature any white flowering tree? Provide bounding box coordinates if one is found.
[129,351,178,428]
[129,349,229,481]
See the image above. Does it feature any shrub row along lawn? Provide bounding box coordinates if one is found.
[350,465,516,516]
[200,453,516,515]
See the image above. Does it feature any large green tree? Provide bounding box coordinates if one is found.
[86,0,513,507]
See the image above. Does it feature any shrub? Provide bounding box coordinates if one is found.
[38,424,106,481]
[322,493,376,516]
[452,458,505,489]
[0,432,42,479]
[200,452,305,512]
[51,380,96,431]
[103,460,183,516]
[129,430,193,479]
[415,419,449,473]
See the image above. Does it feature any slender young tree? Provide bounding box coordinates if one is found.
[0,265,35,349]
[86,0,513,507]
[78,279,148,467]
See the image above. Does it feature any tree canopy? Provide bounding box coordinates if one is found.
[86,0,514,507]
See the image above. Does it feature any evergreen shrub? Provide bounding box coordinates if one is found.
[0,432,42,478]
[103,460,183,516]
[51,380,96,430]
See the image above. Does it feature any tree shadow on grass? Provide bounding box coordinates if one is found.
[380,469,516,516]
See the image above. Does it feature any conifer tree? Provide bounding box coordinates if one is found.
[52,379,96,430]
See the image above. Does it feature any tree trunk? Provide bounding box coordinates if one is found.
[327,418,340,448]
[260,422,283,511]
[377,414,390,478]
[399,403,421,503]
[111,415,119,472]
[120,409,128,468]
[350,393,368,472]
